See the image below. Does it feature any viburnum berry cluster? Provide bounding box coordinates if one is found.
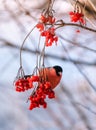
[15,78,32,92]
[36,13,58,46]
[69,11,85,25]
[69,0,85,26]
[14,69,55,110]
[14,75,39,92]
[29,81,55,110]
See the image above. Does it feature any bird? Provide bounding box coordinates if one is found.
[24,65,63,89]
[39,65,63,89]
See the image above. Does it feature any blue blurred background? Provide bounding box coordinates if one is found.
[0,0,96,130]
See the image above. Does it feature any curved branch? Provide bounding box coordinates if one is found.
[55,22,96,33]
[64,22,96,33]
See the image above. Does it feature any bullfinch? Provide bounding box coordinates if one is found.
[24,65,63,89]
[39,65,63,89]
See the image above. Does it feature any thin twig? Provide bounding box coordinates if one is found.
[19,25,36,67]
[54,22,96,33]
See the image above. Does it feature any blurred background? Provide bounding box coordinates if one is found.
[0,0,96,130]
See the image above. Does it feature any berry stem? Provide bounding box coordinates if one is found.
[20,25,36,68]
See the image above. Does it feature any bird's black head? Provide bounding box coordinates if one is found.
[53,66,63,76]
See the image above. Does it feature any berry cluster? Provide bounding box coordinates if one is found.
[69,11,85,25]
[14,75,55,110]
[36,14,58,46]
[41,27,58,46]
[14,75,39,92]
[29,81,55,110]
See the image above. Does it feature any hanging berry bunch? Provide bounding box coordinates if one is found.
[14,70,55,110]
[36,1,58,47]
[69,0,85,25]
[28,81,55,110]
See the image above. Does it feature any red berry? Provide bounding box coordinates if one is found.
[43,102,47,108]
[30,76,39,82]
[36,23,44,31]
